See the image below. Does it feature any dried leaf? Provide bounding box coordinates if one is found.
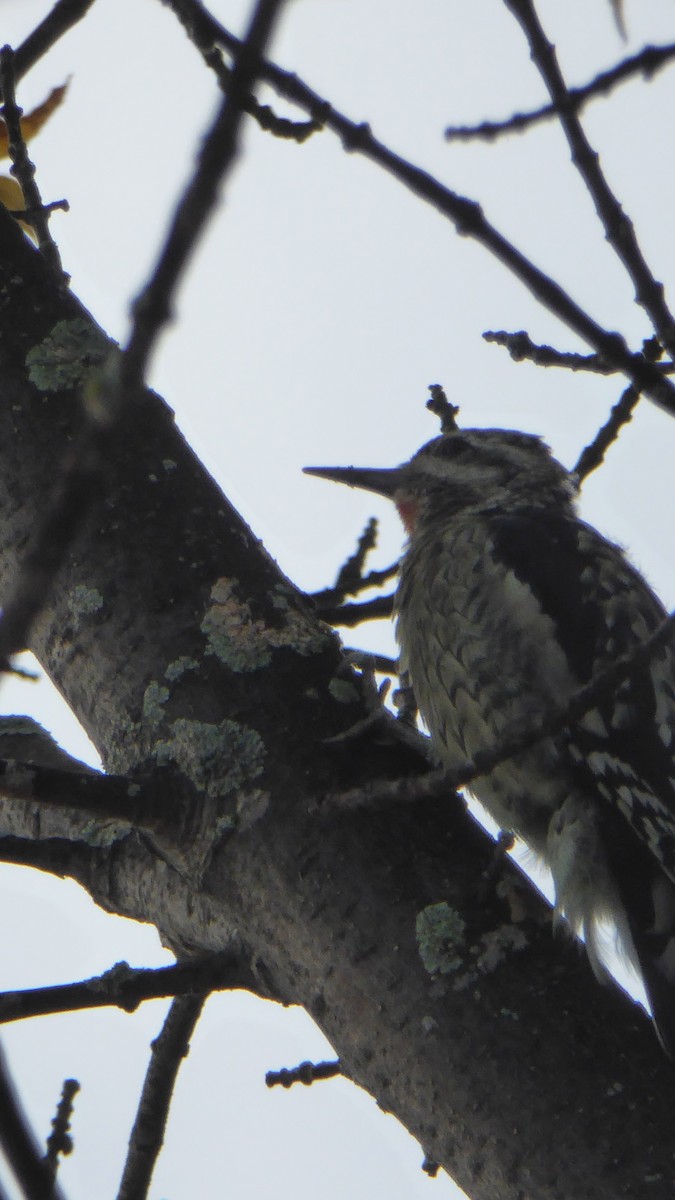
[0,81,69,159]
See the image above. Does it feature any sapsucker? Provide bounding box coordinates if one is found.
[306,427,675,1054]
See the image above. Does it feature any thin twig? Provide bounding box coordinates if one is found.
[309,517,399,616]
[121,0,288,399]
[316,593,395,627]
[9,199,70,221]
[44,1080,79,1177]
[333,517,378,595]
[266,1059,342,1088]
[427,383,460,431]
[157,0,675,416]
[0,46,65,277]
[573,385,641,482]
[201,45,322,141]
[14,0,97,81]
[0,954,260,1025]
[445,42,675,142]
[0,1040,68,1200]
[483,329,675,374]
[318,609,675,813]
[504,0,675,358]
[311,563,398,611]
[166,3,322,140]
[117,995,206,1200]
[484,329,618,373]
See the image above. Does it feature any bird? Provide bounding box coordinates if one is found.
[305,424,675,1055]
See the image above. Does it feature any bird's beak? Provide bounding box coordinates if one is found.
[303,465,401,499]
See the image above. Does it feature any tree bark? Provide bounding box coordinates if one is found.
[0,210,673,1200]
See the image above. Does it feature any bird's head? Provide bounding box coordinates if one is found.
[305,428,575,531]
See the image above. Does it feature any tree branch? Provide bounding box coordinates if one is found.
[13,0,97,80]
[0,1040,68,1200]
[0,954,261,1024]
[0,46,65,277]
[504,0,675,357]
[265,1059,342,1088]
[315,594,395,627]
[157,0,675,415]
[573,384,641,481]
[122,0,288,398]
[116,995,206,1200]
[44,1080,79,1180]
[444,41,675,141]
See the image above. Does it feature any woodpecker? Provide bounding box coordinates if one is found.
[306,426,675,1054]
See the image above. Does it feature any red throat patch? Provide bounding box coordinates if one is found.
[395,493,420,533]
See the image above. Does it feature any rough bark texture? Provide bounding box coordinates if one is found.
[0,210,674,1200]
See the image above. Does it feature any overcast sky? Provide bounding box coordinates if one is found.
[1,1,675,1197]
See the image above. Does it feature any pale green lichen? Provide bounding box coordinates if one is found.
[165,657,199,683]
[143,681,170,725]
[154,717,265,797]
[214,813,237,838]
[26,318,113,392]
[328,677,360,705]
[415,902,466,976]
[80,820,133,847]
[67,585,104,632]
[473,924,528,974]
[162,459,177,472]
[201,577,333,673]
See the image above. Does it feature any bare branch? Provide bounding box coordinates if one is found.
[157,0,675,415]
[116,995,206,1200]
[121,0,288,399]
[309,517,399,620]
[333,517,378,594]
[573,384,641,481]
[445,42,675,142]
[504,0,675,357]
[0,1040,68,1200]
[0,954,261,1025]
[0,758,150,826]
[484,328,620,372]
[14,0,97,81]
[44,1080,79,1178]
[265,1059,342,1088]
[316,593,395,627]
[0,46,65,277]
